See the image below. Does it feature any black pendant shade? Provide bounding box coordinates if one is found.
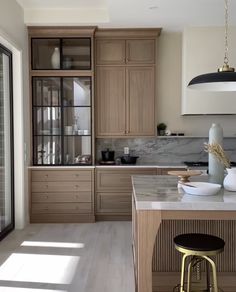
[188,71,236,91]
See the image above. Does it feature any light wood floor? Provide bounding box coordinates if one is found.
[0,222,135,292]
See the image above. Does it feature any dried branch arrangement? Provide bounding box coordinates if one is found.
[204,142,231,169]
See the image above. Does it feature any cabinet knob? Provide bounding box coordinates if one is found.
[45,174,48,178]
[75,185,79,189]
[45,195,49,199]
[46,185,48,189]
[75,174,79,177]
[75,195,79,199]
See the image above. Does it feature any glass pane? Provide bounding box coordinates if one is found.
[0,46,13,235]
[33,107,61,135]
[62,38,91,70]
[63,107,91,136]
[64,136,91,165]
[32,39,60,70]
[63,77,91,106]
[33,77,61,106]
[34,136,62,165]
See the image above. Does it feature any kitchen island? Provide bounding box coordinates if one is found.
[132,175,236,292]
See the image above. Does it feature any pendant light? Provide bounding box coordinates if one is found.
[188,0,236,91]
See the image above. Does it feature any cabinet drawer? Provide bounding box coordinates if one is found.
[96,169,156,191]
[32,192,92,203]
[32,181,91,193]
[32,170,92,182]
[96,192,131,214]
[32,203,92,214]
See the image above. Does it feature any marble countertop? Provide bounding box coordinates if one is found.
[132,175,236,211]
[29,163,186,169]
[96,163,186,168]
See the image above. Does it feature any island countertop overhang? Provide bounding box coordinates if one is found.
[132,175,236,211]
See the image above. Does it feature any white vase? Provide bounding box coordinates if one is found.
[208,123,224,185]
[223,168,236,191]
[51,47,60,69]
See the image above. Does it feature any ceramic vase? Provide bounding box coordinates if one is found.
[223,168,236,191]
[208,123,224,185]
[51,47,60,69]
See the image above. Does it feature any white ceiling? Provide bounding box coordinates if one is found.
[16,0,236,31]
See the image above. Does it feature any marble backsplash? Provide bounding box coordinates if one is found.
[96,137,236,164]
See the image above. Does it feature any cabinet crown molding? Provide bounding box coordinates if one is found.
[28,26,97,37]
[95,28,162,39]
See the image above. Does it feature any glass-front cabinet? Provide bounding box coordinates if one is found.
[32,77,92,165]
[31,38,91,70]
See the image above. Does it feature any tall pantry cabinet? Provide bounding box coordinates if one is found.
[28,27,96,223]
[95,29,161,137]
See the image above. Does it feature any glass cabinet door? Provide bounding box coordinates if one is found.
[32,39,61,70]
[31,38,91,70]
[32,77,62,165]
[32,77,92,165]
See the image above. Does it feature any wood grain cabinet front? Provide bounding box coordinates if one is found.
[95,168,156,219]
[96,40,126,65]
[30,169,94,223]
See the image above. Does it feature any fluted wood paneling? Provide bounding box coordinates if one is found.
[152,220,236,272]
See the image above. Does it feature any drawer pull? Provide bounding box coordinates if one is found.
[75,174,79,177]
[75,185,79,189]
[44,207,49,211]
[75,195,79,199]
[45,195,49,199]
[45,185,49,189]
[45,174,48,178]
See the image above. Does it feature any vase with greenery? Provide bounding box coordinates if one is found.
[157,123,167,136]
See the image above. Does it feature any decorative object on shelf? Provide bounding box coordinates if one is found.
[223,168,236,191]
[204,123,226,184]
[74,154,91,164]
[165,129,171,136]
[63,56,72,69]
[168,170,202,186]
[51,47,60,69]
[157,123,167,136]
[188,0,236,91]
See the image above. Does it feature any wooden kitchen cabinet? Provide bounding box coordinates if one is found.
[95,28,160,138]
[126,39,155,64]
[96,40,126,65]
[96,39,155,65]
[95,168,156,220]
[127,67,155,135]
[96,67,126,136]
[30,168,95,223]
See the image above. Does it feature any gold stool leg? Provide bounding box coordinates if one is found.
[180,254,188,292]
[187,256,195,292]
[206,261,211,291]
[203,256,218,292]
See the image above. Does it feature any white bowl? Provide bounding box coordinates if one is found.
[181,182,221,196]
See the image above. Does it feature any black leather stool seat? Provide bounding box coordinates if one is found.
[174,233,225,252]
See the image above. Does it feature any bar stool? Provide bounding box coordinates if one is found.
[174,233,225,292]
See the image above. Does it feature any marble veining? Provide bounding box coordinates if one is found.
[132,175,236,210]
[96,137,236,164]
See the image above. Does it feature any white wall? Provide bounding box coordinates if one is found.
[0,0,29,228]
[182,27,236,115]
[156,30,236,136]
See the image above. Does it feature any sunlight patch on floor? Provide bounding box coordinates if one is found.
[21,241,84,248]
[0,253,79,284]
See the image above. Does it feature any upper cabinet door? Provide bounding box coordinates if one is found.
[96,40,126,65]
[96,67,126,136]
[126,40,155,64]
[127,67,155,136]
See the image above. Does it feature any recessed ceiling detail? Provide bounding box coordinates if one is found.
[16,0,236,30]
